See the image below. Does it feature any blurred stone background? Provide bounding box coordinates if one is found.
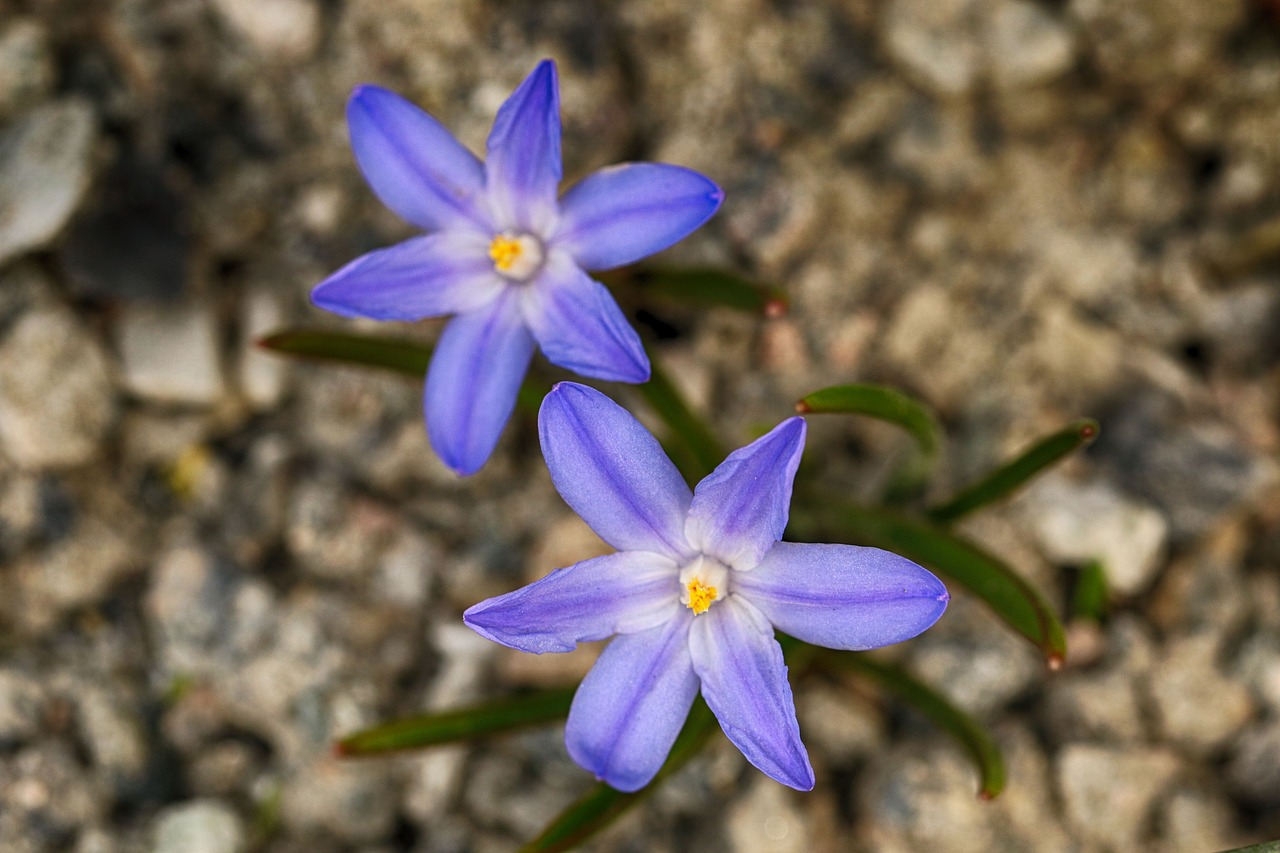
[2,0,1280,850]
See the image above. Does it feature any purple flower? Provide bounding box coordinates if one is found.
[464,382,949,792]
[310,60,723,476]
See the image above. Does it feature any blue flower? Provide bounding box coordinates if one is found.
[311,60,723,475]
[464,382,949,792]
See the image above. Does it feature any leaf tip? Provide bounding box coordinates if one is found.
[977,789,999,802]
[1076,420,1099,441]
[1046,652,1066,672]
[764,297,788,319]
[332,739,354,759]
[794,399,813,414]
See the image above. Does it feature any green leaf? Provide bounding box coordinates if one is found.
[825,653,1005,799]
[258,328,433,376]
[1213,840,1280,853]
[796,384,942,457]
[335,688,575,757]
[635,268,788,317]
[635,360,726,484]
[791,499,1067,666]
[1071,559,1109,623]
[926,420,1099,525]
[520,700,718,853]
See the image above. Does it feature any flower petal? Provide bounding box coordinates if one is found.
[485,60,562,234]
[310,233,505,321]
[539,382,693,560]
[522,253,649,383]
[463,551,681,654]
[688,597,814,790]
[565,611,699,792]
[553,163,724,271]
[425,293,534,476]
[736,542,949,650]
[685,418,806,571]
[347,85,491,233]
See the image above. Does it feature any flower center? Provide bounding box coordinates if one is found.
[678,555,731,615]
[488,233,544,281]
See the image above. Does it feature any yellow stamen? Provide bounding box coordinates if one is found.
[686,578,718,615]
[488,235,523,272]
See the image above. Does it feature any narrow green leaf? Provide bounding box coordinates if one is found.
[792,499,1066,666]
[258,327,551,412]
[1071,559,1109,622]
[636,268,788,317]
[335,688,575,757]
[259,328,433,376]
[1213,840,1280,853]
[926,420,1099,525]
[826,653,1005,799]
[520,700,718,853]
[635,360,726,484]
[796,384,942,457]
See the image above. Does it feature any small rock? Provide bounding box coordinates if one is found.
[1157,784,1241,853]
[0,306,117,470]
[238,286,288,410]
[0,99,96,265]
[211,0,322,61]
[403,746,468,825]
[1147,632,1254,755]
[1057,744,1179,850]
[117,298,225,405]
[1044,669,1145,743]
[1020,473,1168,596]
[75,687,149,788]
[286,475,398,582]
[1092,391,1273,543]
[152,800,245,853]
[883,0,980,96]
[0,19,54,120]
[0,668,45,744]
[726,778,811,853]
[795,683,884,765]
[1226,720,1280,808]
[280,757,397,843]
[146,544,237,677]
[985,0,1075,89]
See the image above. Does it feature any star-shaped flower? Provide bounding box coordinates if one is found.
[310,60,723,475]
[464,382,949,791]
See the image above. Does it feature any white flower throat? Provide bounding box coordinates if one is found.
[488,233,544,281]
[679,555,731,615]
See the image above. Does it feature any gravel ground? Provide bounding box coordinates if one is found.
[2,0,1280,851]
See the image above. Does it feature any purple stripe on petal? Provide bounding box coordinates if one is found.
[736,542,949,651]
[565,610,698,792]
[485,60,562,234]
[539,383,694,560]
[522,253,649,383]
[311,233,504,321]
[347,85,491,233]
[685,418,806,571]
[463,551,681,654]
[688,597,814,791]
[553,163,724,271]
[425,294,535,476]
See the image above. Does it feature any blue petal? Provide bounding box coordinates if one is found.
[688,597,814,791]
[685,418,806,571]
[539,383,694,560]
[522,253,649,383]
[565,611,699,792]
[485,60,562,234]
[736,542,949,650]
[553,163,724,271]
[425,293,534,476]
[311,233,505,321]
[463,551,681,653]
[347,85,491,233]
